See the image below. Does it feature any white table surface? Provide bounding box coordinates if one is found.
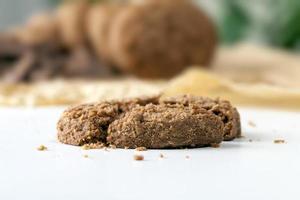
[0,106,300,200]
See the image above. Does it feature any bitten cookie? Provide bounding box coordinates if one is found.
[109,0,216,78]
[57,95,240,148]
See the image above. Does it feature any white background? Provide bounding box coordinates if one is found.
[0,107,300,200]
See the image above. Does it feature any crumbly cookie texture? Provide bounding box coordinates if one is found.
[161,95,241,141]
[57,95,241,148]
[57,96,158,146]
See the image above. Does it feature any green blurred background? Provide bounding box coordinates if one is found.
[1,0,299,51]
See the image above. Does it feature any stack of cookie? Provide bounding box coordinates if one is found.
[0,0,216,82]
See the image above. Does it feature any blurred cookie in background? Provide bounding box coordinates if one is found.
[0,0,217,82]
[86,3,124,67]
[109,0,217,78]
[13,13,59,46]
[56,0,89,49]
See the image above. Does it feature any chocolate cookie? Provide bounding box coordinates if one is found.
[109,0,216,78]
[57,95,240,148]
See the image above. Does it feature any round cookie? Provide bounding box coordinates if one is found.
[109,0,217,78]
[86,4,124,65]
[57,95,235,148]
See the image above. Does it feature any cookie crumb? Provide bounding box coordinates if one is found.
[159,153,164,158]
[274,139,285,144]
[37,145,47,151]
[210,143,220,148]
[83,154,89,158]
[133,154,144,161]
[82,142,105,150]
[185,155,190,159]
[248,121,256,127]
[135,147,147,151]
